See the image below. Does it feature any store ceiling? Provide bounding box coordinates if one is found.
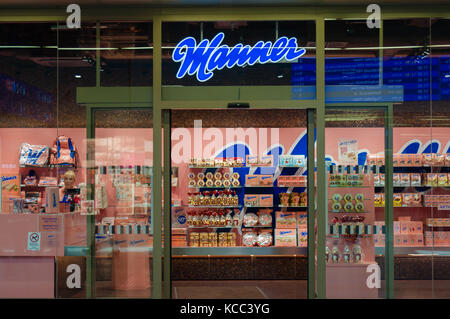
[0,0,449,6]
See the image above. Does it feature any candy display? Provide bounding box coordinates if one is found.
[187,190,239,206]
[189,171,240,188]
[277,175,307,187]
[369,153,450,167]
[189,157,244,168]
[331,191,367,213]
[186,209,240,227]
[257,230,273,247]
[329,174,364,187]
[279,192,307,207]
[279,155,305,167]
[243,231,258,246]
[243,213,258,227]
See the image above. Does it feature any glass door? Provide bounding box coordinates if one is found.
[169,108,315,299]
[324,107,390,299]
[87,107,154,298]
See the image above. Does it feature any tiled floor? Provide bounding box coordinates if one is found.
[70,280,450,299]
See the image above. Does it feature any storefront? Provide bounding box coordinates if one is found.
[0,3,449,300]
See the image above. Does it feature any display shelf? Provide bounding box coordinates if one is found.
[172,246,307,256]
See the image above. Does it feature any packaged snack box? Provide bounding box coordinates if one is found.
[276,211,297,228]
[393,173,401,186]
[246,155,259,166]
[393,154,400,166]
[394,221,401,234]
[438,173,448,186]
[259,155,273,167]
[400,221,410,234]
[399,154,408,166]
[434,153,445,166]
[259,194,273,207]
[244,195,259,207]
[279,155,292,167]
[245,175,260,186]
[294,155,306,167]
[275,229,297,247]
[298,226,308,247]
[411,173,421,186]
[423,154,433,166]
[414,154,423,166]
[393,194,403,207]
[259,175,273,186]
[445,154,450,166]
[427,173,438,186]
[297,212,307,227]
[401,173,410,186]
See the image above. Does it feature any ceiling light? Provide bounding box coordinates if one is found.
[74,74,82,79]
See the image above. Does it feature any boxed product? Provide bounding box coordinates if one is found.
[435,154,445,166]
[259,155,273,167]
[394,221,401,234]
[245,175,260,186]
[423,154,433,166]
[275,211,297,228]
[298,226,308,247]
[393,154,400,166]
[259,194,273,207]
[400,173,410,186]
[426,218,450,227]
[393,173,401,186]
[279,155,293,167]
[393,194,403,207]
[400,221,410,234]
[426,173,438,186]
[414,154,423,166]
[410,173,422,186]
[45,187,60,213]
[246,155,259,166]
[402,193,422,207]
[297,212,307,227]
[409,221,423,234]
[259,175,274,186]
[445,154,450,166]
[244,194,259,206]
[275,228,297,247]
[438,173,448,186]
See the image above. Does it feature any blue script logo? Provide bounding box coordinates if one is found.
[172,32,306,82]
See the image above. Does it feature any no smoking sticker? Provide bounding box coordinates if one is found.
[27,232,41,251]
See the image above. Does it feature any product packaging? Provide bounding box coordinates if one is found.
[257,229,273,247]
[259,155,273,167]
[45,187,60,213]
[245,175,260,186]
[400,173,410,186]
[275,211,297,228]
[246,155,259,166]
[259,194,273,207]
[259,175,273,186]
[275,229,297,247]
[411,173,422,186]
[244,194,259,207]
[298,226,308,247]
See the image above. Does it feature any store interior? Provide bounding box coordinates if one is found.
[0,17,449,299]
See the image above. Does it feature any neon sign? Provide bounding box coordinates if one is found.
[172,32,306,82]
